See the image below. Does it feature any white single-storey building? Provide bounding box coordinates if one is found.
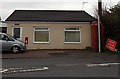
[5,10,96,50]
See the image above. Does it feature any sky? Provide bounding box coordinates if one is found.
[0,0,120,21]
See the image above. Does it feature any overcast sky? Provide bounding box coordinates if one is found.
[0,0,119,21]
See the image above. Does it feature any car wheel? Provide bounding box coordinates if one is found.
[11,46,20,54]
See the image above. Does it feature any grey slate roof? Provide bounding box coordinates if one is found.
[6,10,96,22]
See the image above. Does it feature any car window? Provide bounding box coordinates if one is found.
[0,34,15,41]
[1,34,9,41]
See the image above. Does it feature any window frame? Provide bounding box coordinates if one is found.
[33,27,50,43]
[64,27,81,43]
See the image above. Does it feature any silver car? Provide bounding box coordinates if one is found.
[0,33,26,54]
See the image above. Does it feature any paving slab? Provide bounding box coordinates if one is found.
[1,49,119,59]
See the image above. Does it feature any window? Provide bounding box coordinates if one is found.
[12,27,22,40]
[0,27,7,33]
[65,27,81,43]
[34,27,49,43]
[0,34,9,41]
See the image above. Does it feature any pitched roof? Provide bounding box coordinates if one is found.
[6,10,96,22]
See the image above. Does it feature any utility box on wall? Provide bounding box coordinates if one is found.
[91,21,104,51]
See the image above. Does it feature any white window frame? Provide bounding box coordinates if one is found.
[64,27,81,43]
[33,27,50,43]
[12,26,22,40]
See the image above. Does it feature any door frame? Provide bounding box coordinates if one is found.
[12,26,22,40]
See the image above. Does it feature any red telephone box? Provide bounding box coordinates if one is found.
[25,37,28,44]
[91,21,104,50]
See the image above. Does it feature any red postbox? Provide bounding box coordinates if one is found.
[25,37,28,44]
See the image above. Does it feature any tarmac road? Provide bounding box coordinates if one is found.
[2,56,119,77]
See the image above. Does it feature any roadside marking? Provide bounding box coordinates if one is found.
[87,63,120,67]
[9,68,23,70]
[0,69,8,73]
[0,66,48,74]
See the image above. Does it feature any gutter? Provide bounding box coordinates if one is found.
[5,21,91,24]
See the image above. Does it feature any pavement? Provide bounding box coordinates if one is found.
[1,49,119,59]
